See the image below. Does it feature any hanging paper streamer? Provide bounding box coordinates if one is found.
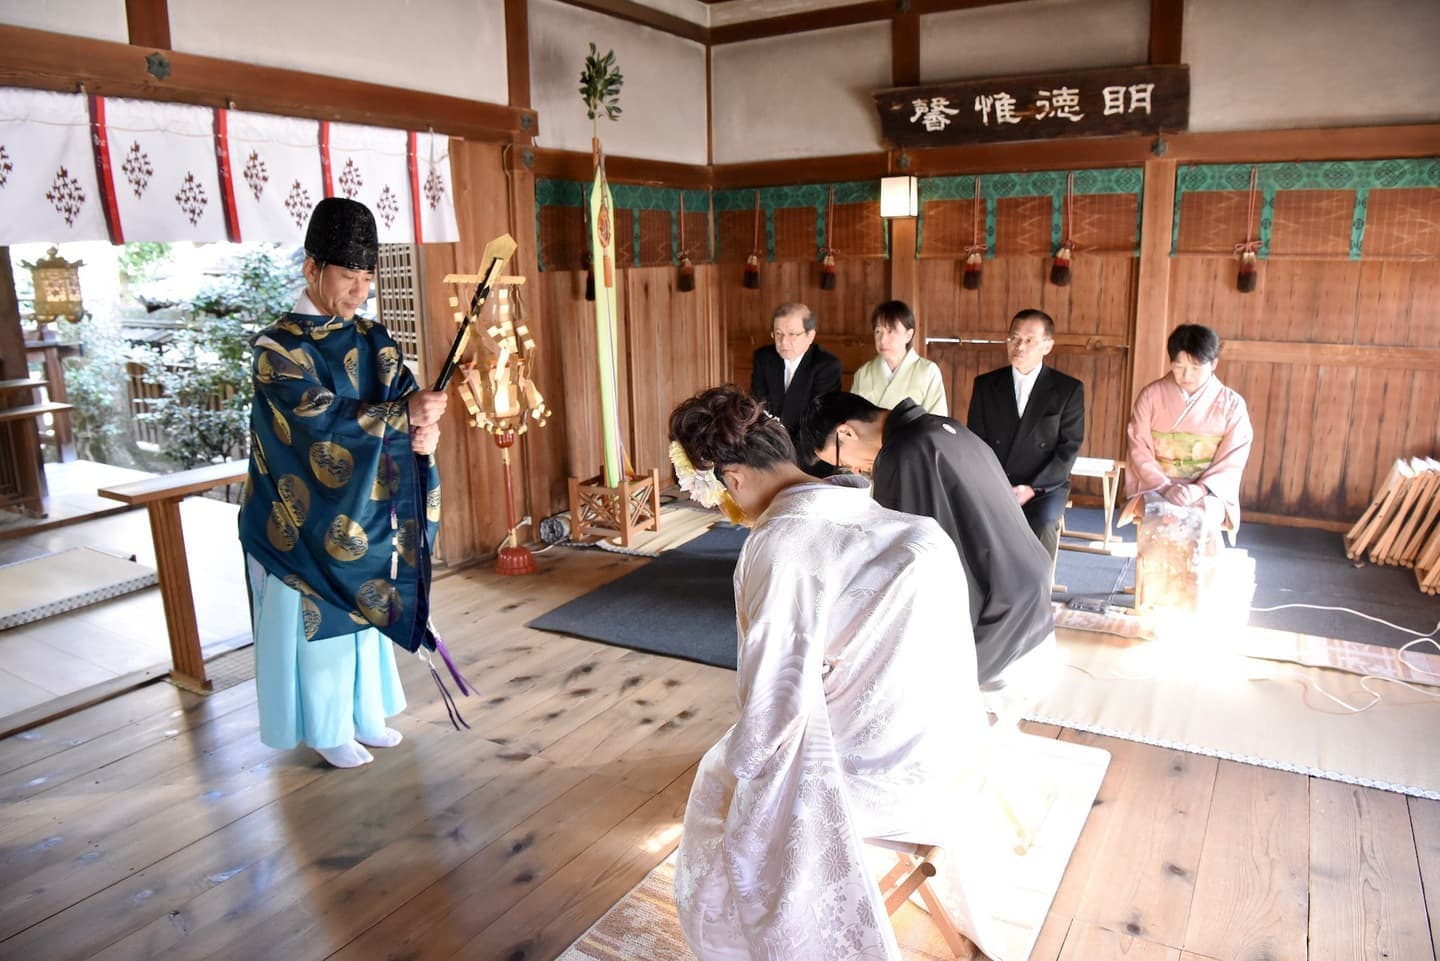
[0,88,110,243]
[325,122,415,243]
[96,97,229,242]
[219,110,324,243]
[590,151,625,488]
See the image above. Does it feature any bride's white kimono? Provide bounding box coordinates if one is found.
[675,475,1015,961]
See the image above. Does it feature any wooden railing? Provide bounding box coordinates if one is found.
[98,460,249,692]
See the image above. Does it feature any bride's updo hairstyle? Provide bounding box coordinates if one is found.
[669,385,795,472]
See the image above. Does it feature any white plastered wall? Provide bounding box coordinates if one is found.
[0,0,128,43]
[167,0,510,105]
[710,23,891,163]
[921,0,1149,83]
[1184,0,1440,131]
[530,0,708,165]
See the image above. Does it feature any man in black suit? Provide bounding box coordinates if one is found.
[751,302,841,473]
[967,309,1085,562]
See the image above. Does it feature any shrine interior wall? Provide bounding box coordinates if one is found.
[529,0,709,165]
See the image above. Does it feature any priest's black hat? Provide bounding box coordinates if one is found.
[304,198,379,271]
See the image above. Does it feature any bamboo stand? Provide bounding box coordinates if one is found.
[568,468,661,546]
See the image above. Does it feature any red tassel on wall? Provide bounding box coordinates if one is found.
[1050,172,1075,287]
[962,178,985,290]
[1235,167,1260,294]
[1050,245,1072,287]
[1236,249,1258,292]
[963,249,984,290]
[676,193,695,292]
[744,189,762,290]
[819,252,837,290]
[743,253,761,289]
[818,185,838,291]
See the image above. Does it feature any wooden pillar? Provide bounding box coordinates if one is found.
[888,217,920,341]
[1132,158,1176,407]
[146,498,211,692]
[0,248,48,513]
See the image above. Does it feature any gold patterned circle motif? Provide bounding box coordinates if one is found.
[324,514,369,562]
[282,573,318,596]
[344,348,360,392]
[348,609,370,625]
[300,596,322,639]
[272,408,292,445]
[356,578,402,627]
[309,441,354,488]
[376,346,401,387]
[371,453,401,501]
[266,501,298,552]
[395,519,418,568]
[276,474,310,526]
[277,318,304,336]
[294,387,335,417]
[426,485,442,523]
[357,404,391,438]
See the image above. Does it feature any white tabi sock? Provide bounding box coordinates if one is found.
[355,727,404,748]
[315,740,374,768]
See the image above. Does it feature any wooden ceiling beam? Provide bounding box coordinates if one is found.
[0,24,534,142]
[531,147,712,187]
[125,0,170,50]
[710,2,892,45]
[1148,0,1184,64]
[560,0,708,43]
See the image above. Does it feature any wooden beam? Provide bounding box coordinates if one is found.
[560,0,707,43]
[531,148,711,187]
[892,9,920,88]
[125,0,170,50]
[506,0,532,111]
[887,217,919,334]
[1148,0,1183,65]
[1132,157,1176,407]
[711,2,892,45]
[0,24,534,142]
[709,122,1440,189]
[1164,124,1440,163]
[1222,340,1440,372]
[711,152,890,188]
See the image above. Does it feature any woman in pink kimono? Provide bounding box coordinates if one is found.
[1122,324,1254,530]
[667,386,1023,961]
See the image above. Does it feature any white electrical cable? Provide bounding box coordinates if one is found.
[1247,602,1440,712]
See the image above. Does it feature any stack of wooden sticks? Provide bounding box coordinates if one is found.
[1344,457,1440,594]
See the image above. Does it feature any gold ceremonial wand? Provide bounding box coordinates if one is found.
[433,233,518,391]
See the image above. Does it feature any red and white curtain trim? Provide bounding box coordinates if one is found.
[0,87,459,246]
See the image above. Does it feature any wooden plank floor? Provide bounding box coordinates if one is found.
[0,545,1436,961]
[0,495,250,722]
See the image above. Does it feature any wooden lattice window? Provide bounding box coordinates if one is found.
[376,243,426,382]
